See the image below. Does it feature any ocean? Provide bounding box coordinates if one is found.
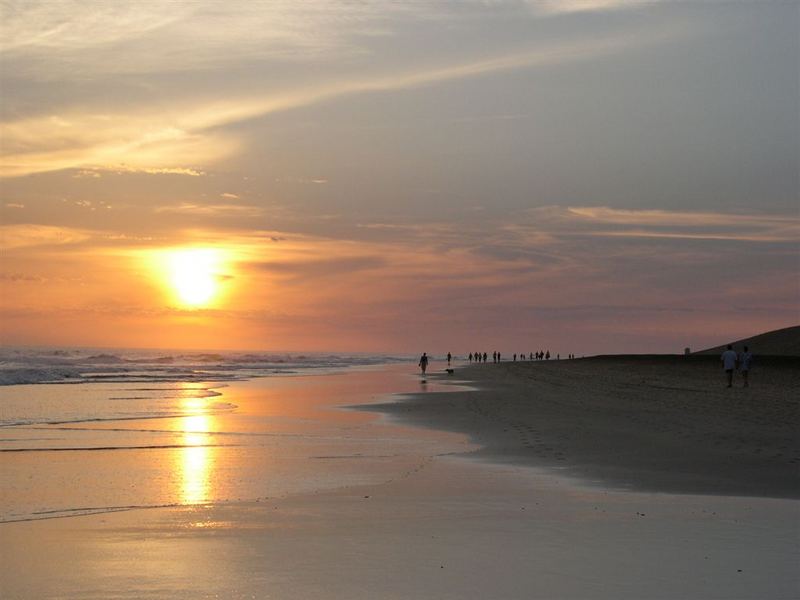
[0,346,410,388]
[0,348,462,523]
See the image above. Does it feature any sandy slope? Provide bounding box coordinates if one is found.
[696,324,800,356]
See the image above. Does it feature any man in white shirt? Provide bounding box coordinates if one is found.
[721,345,738,388]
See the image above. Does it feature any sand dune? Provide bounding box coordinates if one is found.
[695,324,800,356]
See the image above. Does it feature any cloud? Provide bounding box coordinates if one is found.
[531,0,656,16]
[275,176,329,185]
[0,272,46,282]
[563,206,800,243]
[0,111,224,178]
[1,24,688,177]
[114,166,205,177]
[72,169,102,178]
[1,207,794,352]
[71,166,204,177]
[1,1,424,77]
[1,2,191,54]
[154,203,263,217]
[0,224,92,249]
[250,255,388,279]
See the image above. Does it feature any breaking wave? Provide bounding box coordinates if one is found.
[0,348,410,386]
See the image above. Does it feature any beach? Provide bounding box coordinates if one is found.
[1,358,798,599]
[371,356,800,499]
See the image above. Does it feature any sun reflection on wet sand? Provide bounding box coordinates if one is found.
[178,399,215,506]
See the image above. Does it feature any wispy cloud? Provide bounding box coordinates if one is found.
[1,24,688,177]
[563,206,800,242]
[0,224,92,249]
[0,111,226,177]
[531,0,657,16]
[1,1,427,76]
[154,203,263,217]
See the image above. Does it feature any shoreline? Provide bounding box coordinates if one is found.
[367,355,800,499]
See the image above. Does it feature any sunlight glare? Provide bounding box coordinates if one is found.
[167,248,224,307]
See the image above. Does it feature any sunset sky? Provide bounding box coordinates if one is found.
[1,1,798,354]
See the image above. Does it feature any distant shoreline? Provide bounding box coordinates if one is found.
[368,355,800,499]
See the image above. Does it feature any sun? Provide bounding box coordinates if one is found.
[166,248,225,307]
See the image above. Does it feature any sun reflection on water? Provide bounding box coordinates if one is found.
[179,401,215,506]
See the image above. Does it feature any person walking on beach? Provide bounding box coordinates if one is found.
[739,346,753,388]
[418,352,429,375]
[721,345,737,388]
[447,352,452,366]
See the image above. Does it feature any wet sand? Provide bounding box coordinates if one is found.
[371,356,800,499]
[2,454,797,600]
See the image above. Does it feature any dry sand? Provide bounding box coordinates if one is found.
[371,356,800,499]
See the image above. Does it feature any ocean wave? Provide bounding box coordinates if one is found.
[0,367,85,385]
[1,443,237,453]
[0,348,411,386]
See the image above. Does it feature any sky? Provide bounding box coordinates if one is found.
[1,0,798,355]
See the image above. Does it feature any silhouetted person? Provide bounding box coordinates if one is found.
[739,345,753,388]
[492,351,497,363]
[545,351,550,360]
[468,352,473,362]
[419,352,429,375]
[721,345,737,388]
[447,352,452,366]
[483,352,488,362]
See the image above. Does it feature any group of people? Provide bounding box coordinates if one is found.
[467,350,571,363]
[421,350,573,373]
[721,345,753,388]
[469,352,489,363]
